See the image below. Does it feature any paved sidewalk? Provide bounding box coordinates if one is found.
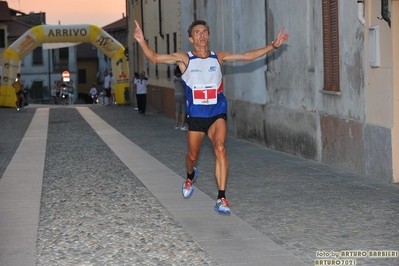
[0,104,398,266]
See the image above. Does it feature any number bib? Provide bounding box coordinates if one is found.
[192,84,218,105]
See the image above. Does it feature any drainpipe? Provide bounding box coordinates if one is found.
[193,0,197,21]
[140,0,144,33]
[380,0,391,27]
[357,0,366,25]
[158,0,164,39]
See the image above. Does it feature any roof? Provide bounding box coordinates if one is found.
[102,16,127,31]
[0,1,12,21]
[7,19,32,38]
[17,12,46,26]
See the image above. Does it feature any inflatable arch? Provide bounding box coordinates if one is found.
[0,24,129,107]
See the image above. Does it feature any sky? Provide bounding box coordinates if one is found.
[7,0,126,27]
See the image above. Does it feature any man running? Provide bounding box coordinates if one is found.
[133,20,288,214]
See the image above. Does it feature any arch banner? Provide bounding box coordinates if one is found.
[0,24,129,107]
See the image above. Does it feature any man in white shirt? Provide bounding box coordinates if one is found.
[133,71,148,115]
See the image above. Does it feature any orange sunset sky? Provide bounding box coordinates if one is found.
[7,0,126,27]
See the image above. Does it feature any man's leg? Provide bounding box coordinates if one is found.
[207,118,230,213]
[20,93,25,109]
[142,94,147,114]
[137,94,142,113]
[16,94,21,110]
[207,118,228,190]
[182,130,205,197]
[185,130,205,173]
[180,112,186,128]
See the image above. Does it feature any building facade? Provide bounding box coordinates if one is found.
[130,0,399,183]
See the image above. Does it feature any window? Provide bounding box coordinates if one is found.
[173,32,177,53]
[155,36,158,78]
[322,0,340,91]
[0,29,5,48]
[59,47,69,60]
[32,47,43,65]
[52,48,68,71]
[166,34,170,79]
[78,69,87,84]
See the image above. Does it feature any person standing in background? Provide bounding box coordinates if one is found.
[101,70,111,105]
[12,73,25,111]
[132,72,139,111]
[110,72,116,104]
[173,66,187,131]
[89,83,98,105]
[68,80,75,105]
[133,71,148,115]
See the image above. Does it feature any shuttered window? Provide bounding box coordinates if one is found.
[322,0,340,91]
[32,47,43,65]
[0,29,5,48]
[155,36,158,78]
[166,33,170,79]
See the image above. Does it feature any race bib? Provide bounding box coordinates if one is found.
[192,84,217,105]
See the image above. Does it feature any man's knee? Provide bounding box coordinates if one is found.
[186,152,198,163]
[214,142,226,157]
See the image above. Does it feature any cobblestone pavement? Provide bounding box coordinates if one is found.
[1,105,399,266]
[35,108,217,265]
[91,105,399,266]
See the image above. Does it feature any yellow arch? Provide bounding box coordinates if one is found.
[0,24,129,107]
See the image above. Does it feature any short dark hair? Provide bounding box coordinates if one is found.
[187,20,210,37]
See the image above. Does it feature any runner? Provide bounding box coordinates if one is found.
[133,20,288,214]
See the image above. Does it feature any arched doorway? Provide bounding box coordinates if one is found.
[0,24,129,107]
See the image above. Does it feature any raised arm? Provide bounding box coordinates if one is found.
[219,26,289,63]
[133,20,187,68]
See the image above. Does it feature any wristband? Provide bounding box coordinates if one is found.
[272,41,278,49]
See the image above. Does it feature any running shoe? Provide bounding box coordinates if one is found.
[182,166,198,198]
[215,198,231,214]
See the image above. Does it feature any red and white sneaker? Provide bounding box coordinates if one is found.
[215,198,231,214]
[182,166,198,198]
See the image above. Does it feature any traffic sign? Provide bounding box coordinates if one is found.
[62,71,70,82]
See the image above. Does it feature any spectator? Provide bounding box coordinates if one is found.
[173,66,187,131]
[12,73,25,111]
[132,72,139,110]
[89,83,98,105]
[110,72,116,104]
[101,70,111,105]
[133,71,148,115]
[59,83,69,105]
[68,80,75,105]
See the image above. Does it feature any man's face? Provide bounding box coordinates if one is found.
[104,71,108,76]
[140,71,145,78]
[189,24,209,46]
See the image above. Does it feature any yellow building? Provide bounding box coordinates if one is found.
[127,0,181,117]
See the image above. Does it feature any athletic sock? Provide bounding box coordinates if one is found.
[218,190,226,200]
[187,171,195,181]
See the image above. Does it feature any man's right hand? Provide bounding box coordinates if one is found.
[134,20,145,43]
